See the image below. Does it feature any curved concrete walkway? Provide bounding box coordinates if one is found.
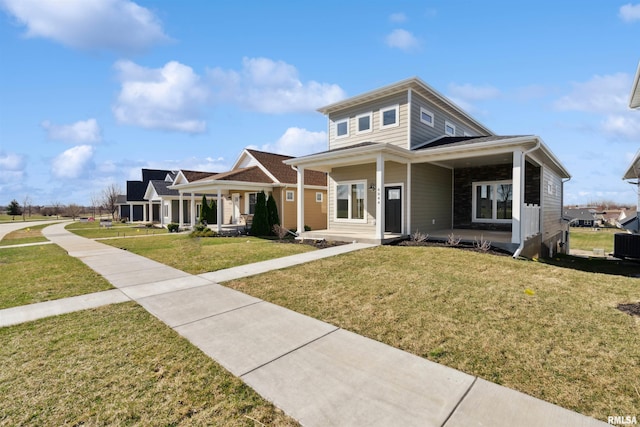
[0,223,607,427]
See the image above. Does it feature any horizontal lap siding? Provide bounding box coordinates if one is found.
[329,93,408,150]
[329,164,376,233]
[411,163,453,232]
[541,167,564,254]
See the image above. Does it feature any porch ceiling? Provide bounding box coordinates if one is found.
[426,152,513,169]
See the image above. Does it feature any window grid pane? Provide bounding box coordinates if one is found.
[475,185,493,219]
[351,183,365,219]
[358,115,370,132]
[336,184,348,219]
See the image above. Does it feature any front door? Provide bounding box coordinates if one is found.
[385,186,402,233]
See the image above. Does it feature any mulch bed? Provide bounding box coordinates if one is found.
[617,303,640,317]
[396,239,511,257]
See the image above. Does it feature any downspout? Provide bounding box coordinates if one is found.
[512,140,541,259]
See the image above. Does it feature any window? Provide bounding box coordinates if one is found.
[445,120,456,136]
[248,193,257,214]
[472,181,513,222]
[316,192,323,202]
[420,107,434,127]
[163,204,168,217]
[380,105,399,129]
[286,190,295,202]
[335,118,349,138]
[356,112,372,133]
[336,181,366,221]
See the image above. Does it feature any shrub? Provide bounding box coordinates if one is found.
[446,233,461,246]
[411,230,429,242]
[474,235,492,251]
[250,191,270,236]
[273,224,290,240]
[304,225,311,231]
[267,195,279,231]
[167,223,179,233]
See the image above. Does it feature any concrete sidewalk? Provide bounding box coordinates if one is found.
[2,223,607,426]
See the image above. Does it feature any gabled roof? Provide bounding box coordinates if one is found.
[147,180,179,197]
[182,170,218,182]
[563,208,596,221]
[141,168,174,182]
[631,60,640,109]
[204,166,273,184]
[317,77,495,136]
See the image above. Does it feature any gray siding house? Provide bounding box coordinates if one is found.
[286,77,571,258]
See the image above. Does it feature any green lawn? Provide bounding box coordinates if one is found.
[101,234,316,274]
[570,227,620,253]
[0,244,113,309]
[0,223,50,246]
[0,303,298,426]
[66,221,168,238]
[224,245,640,422]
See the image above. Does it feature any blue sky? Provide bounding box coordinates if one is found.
[0,0,639,207]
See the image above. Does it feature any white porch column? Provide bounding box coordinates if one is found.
[179,193,184,227]
[216,188,222,233]
[190,193,196,226]
[127,202,133,223]
[375,153,385,240]
[512,150,524,244]
[406,162,412,235]
[149,200,153,222]
[297,167,305,234]
[143,202,148,222]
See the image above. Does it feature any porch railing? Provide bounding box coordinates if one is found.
[523,204,540,239]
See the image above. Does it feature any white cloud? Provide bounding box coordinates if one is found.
[208,57,346,114]
[385,29,421,52]
[0,151,25,171]
[554,72,640,141]
[389,12,407,23]
[112,60,209,133]
[41,118,102,143]
[0,0,170,52]
[51,145,94,179]
[620,3,640,22]
[258,127,327,157]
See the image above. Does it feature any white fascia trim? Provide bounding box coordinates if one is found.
[142,182,157,200]
[630,60,640,109]
[284,143,411,168]
[230,149,251,171]
[623,149,640,180]
[232,149,281,184]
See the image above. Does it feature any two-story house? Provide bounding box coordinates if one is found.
[286,77,571,258]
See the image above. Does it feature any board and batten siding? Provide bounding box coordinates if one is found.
[328,93,409,150]
[410,163,453,232]
[410,95,479,148]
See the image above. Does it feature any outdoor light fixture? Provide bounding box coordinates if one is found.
[369,184,376,192]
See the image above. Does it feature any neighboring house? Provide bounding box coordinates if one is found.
[170,148,328,232]
[117,169,175,222]
[622,150,640,233]
[564,208,597,227]
[143,170,217,226]
[285,77,571,258]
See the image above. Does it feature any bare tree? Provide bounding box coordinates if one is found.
[51,201,62,219]
[65,204,82,220]
[90,192,102,219]
[102,183,122,220]
[22,195,31,221]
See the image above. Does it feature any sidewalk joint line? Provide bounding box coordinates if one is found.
[171,300,265,329]
[440,376,477,427]
[239,327,340,378]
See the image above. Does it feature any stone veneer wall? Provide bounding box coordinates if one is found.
[453,161,541,230]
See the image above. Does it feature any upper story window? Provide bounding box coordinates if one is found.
[420,107,434,127]
[445,120,456,136]
[356,112,372,134]
[380,105,399,129]
[335,118,349,138]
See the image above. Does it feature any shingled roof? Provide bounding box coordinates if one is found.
[148,180,179,196]
[207,166,273,184]
[181,170,217,182]
[245,149,327,186]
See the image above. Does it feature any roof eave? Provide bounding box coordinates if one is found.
[630,61,640,109]
[623,149,640,180]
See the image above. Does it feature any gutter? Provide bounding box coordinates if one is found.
[512,140,541,259]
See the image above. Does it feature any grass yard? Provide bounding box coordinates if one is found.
[102,235,317,274]
[0,223,50,246]
[0,302,298,426]
[0,244,113,309]
[66,221,168,239]
[0,214,54,223]
[570,227,620,253]
[224,246,640,422]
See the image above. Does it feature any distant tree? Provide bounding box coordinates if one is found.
[51,201,62,219]
[65,204,82,220]
[91,192,102,219]
[101,183,121,220]
[7,199,21,219]
[250,191,269,236]
[22,195,31,221]
[199,195,210,224]
[266,194,280,231]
